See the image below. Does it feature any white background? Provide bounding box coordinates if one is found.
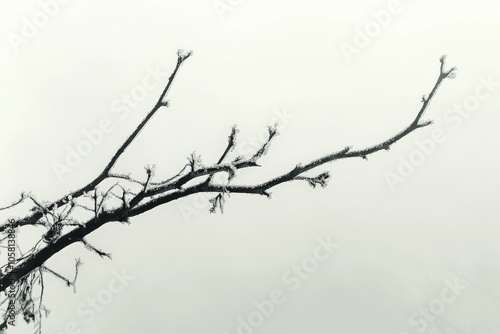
[1,0,500,333]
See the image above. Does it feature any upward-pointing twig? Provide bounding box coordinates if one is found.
[0,50,193,234]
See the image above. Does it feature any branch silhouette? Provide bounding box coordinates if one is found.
[0,52,456,333]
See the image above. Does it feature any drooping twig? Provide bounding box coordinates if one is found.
[81,239,112,260]
[41,258,82,293]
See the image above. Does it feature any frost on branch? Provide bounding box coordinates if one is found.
[0,53,457,334]
[296,172,331,189]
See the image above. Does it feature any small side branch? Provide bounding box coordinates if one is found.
[81,239,112,260]
[250,124,279,162]
[41,258,82,293]
[0,192,26,211]
[101,49,193,177]
[206,125,238,185]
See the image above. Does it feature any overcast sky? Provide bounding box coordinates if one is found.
[1,1,500,333]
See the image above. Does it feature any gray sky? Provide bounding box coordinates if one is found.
[1,0,500,333]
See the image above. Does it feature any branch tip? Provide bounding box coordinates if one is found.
[177,49,193,63]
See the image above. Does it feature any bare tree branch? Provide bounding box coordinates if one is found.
[0,53,456,333]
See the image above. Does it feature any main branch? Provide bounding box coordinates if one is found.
[0,54,456,333]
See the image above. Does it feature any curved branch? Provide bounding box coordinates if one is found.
[0,56,456,297]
